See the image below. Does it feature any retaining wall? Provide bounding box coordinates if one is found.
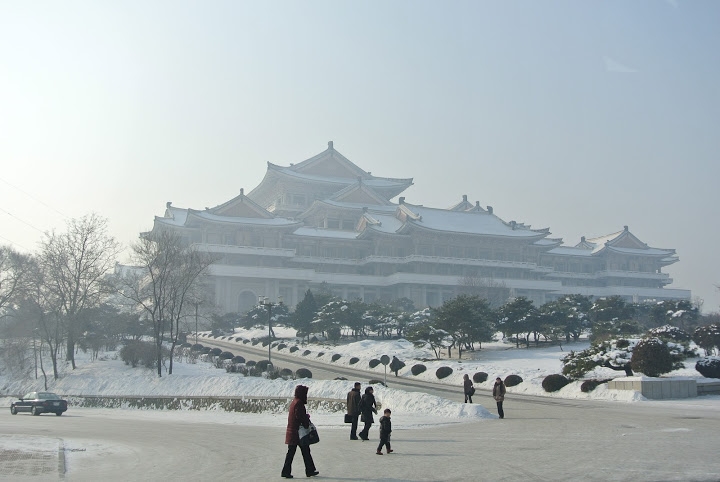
[607,377,697,399]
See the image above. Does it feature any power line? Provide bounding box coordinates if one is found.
[0,233,32,251]
[0,175,69,219]
[0,206,46,234]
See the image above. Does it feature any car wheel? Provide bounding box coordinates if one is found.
[31,406,40,416]
[55,412,63,416]
[10,406,17,415]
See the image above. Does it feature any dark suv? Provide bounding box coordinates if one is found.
[10,392,68,416]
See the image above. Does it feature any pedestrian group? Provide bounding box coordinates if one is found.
[282,378,508,478]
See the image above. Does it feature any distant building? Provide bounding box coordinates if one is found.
[147,141,689,313]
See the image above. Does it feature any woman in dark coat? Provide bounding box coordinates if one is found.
[282,385,319,478]
[493,377,506,419]
[463,374,474,403]
[357,386,377,441]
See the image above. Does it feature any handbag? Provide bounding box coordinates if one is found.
[344,413,352,424]
[469,387,476,396]
[298,421,320,446]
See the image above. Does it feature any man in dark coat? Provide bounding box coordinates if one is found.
[282,385,319,478]
[346,382,362,440]
[357,386,377,441]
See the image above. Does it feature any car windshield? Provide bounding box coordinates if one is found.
[37,392,60,399]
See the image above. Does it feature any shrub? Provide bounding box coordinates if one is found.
[231,356,246,364]
[411,364,426,376]
[255,360,272,371]
[369,359,381,369]
[251,339,260,346]
[310,336,318,342]
[277,344,287,350]
[280,368,294,377]
[209,347,222,356]
[542,374,571,392]
[219,351,234,360]
[369,379,386,386]
[631,338,674,377]
[435,366,453,379]
[289,346,299,353]
[261,341,269,347]
[504,375,523,387]
[121,340,166,369]
[246,360,256,367]
[243,339,250,344]
[317,352,325,357]
[200,347,212,354]
[648,325,691,343]
[180,342,192,348]
[580,379,611,393]
[335,376,348,380]
[295,368,312,379]
[331,354,342,362]
[473,372,488,383]
[695,357,720,378]
[191,344,204,352]
[302,350,311,356]
[349,357,360,365]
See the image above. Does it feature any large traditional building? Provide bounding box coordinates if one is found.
[148,142,690,314]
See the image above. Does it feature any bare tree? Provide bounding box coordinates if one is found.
[38,214,122,369]
[119,230,214,376]
[0,246,33,316]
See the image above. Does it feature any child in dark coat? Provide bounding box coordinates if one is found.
[376,408,393,455]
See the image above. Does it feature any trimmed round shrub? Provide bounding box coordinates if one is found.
[191,344,204,352]
[435,366,453,379]
[504,375,523,387]
[289,346,300,353]
[200,347,212,354]
[280,368,294,377]
[261,341,269,347]
[331,354,342,362]
[369,359,381,369]
[209,348,222,356]
[349,357,360,365]
[317,352,325,357]
[334,376,348,380]
[180,342,192,348]
[310,336,318,342]
[411,364,426,376]
[243,339,250,344]
[473,372,488,383]
[277,343,287,350]
[580,379,611,393]
[231,356,246,364]
[295,368,313,379]
[695,357,720,378]
[255,360,272,371]
[542,374,571,392]
[251,339,260,346]
[369,379,386,386]
[302,350,311,356]
[271,342,279,348]
[631,338,674,377]
[219,351,234,360]
[235,337,243,342]
[245,360,256,367]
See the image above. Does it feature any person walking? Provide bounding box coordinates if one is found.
[463,374,474,403]
[357,386,377,441]
[493,377,506,419]
[346,382,362,440]
[281,385,319,479]
[376,408,393,455]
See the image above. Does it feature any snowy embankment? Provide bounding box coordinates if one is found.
[2,326,718,425]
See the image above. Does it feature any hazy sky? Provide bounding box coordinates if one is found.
[1,1,719,311]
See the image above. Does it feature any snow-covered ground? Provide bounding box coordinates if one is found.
[1,327,718,428]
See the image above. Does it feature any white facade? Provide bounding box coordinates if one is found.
[148,142,690,314]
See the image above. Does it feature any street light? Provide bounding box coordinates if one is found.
[259,295,283,366]
[193,301,203,345]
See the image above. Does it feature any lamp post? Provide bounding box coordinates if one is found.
[193,301,203,345]
[259,295,283,366]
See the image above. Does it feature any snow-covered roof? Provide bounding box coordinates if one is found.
[291,227,360,239]
[400,204,549,238]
